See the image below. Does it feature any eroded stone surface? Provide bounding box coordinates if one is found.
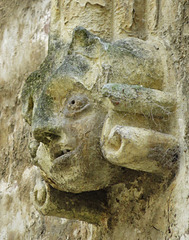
[21,26,179,223]
[1,0,188,239]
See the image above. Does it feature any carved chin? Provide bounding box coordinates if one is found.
[43,165,113,194]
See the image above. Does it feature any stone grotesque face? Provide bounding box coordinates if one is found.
[30,66,126,193]
[22,27,178,223]
[22,29,129,193]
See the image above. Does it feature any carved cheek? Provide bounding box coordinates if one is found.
[67,112,101,145]
[70,118,92,139]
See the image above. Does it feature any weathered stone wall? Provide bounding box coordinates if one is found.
[0,0,188,239]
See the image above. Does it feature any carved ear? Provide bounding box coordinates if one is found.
[69,26,107,58]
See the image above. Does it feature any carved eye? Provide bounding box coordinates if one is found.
[65,95,90,116]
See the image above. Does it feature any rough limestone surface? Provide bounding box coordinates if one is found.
[0,0,189,240]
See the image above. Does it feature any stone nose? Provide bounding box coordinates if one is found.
[33,126,61,144]
[32,113,72,145]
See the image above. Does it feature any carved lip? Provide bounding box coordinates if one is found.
[50,148,78,172]
[54,149,72,159]
[50,144,80,171]
[53,148,73,162]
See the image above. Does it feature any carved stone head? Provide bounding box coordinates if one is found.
[22,27,178,223]
[22,28,130,193]
[28,63,127,193]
